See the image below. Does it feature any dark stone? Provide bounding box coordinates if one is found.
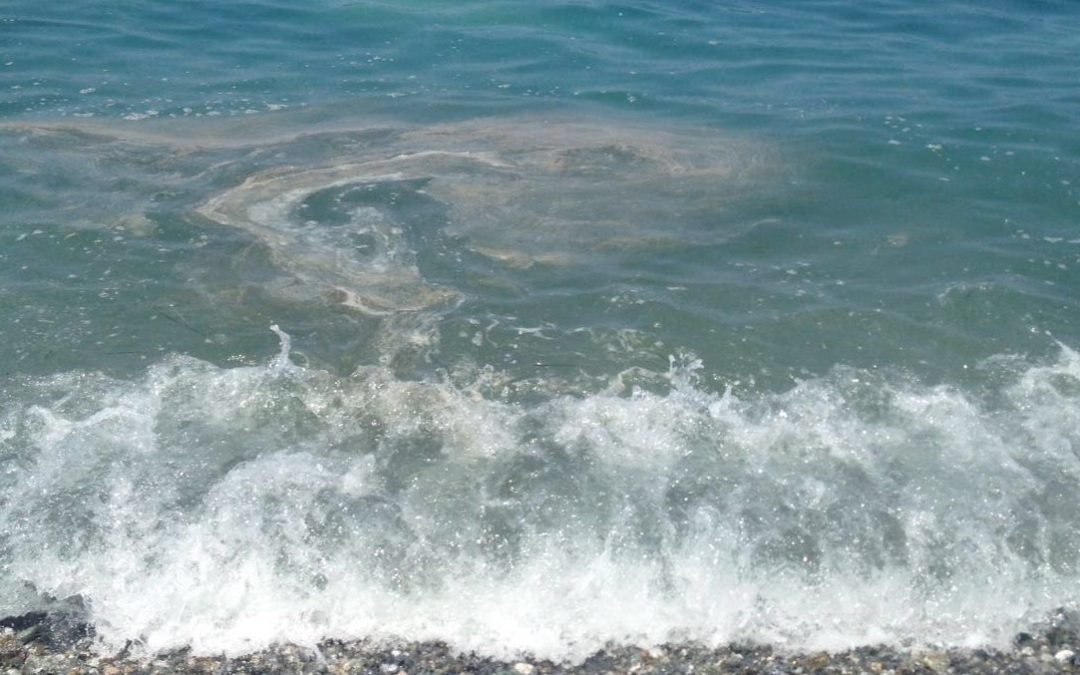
[0,610,93,650]
[16,623,43,644]
[0,611,48,632]
[579,650,618,673]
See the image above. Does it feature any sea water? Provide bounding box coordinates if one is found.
[2,0,1080,662]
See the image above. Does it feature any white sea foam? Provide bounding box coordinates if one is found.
[1,333,1079,661]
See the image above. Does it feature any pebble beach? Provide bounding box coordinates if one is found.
[3,611,1079,675]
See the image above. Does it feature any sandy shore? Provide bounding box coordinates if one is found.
[2,610,1078,674]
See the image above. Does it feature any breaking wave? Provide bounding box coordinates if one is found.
[2,329,1079,661]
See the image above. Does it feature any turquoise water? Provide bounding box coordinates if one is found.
[2,0,1080,660]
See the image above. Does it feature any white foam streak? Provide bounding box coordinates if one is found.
[269,324,295,374]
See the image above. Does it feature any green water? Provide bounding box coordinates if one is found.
[2,0,1080,661]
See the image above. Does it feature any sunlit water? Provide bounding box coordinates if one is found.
[2,0,1080,662]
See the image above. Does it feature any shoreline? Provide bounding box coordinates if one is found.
[2,611,1078,674]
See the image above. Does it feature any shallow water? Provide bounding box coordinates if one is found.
[2,0,1080,662]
